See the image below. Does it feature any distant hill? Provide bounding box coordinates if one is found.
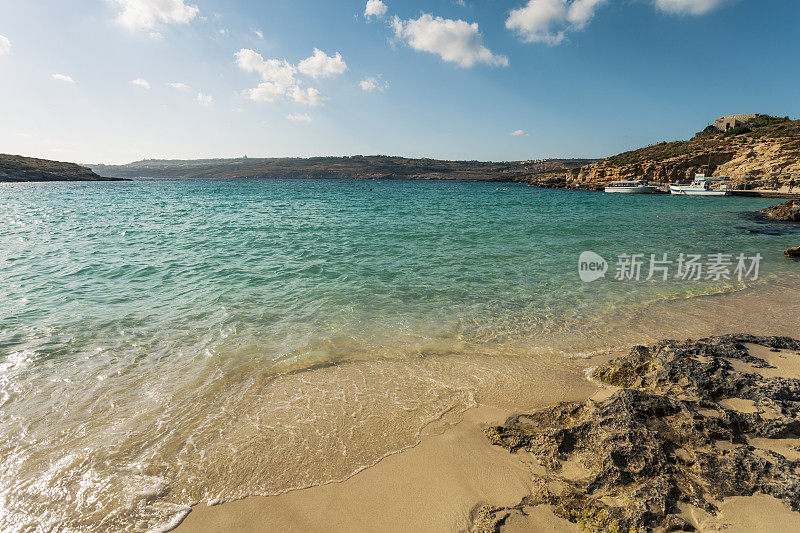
[545,115,800,190]
[0,154,123,182]
[89,155,594,182]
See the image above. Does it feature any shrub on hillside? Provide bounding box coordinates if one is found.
[746,114,791,128]
[724,125,752,136]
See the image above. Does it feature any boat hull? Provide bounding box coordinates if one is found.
[605,186,658,194]
[669,186,730,197]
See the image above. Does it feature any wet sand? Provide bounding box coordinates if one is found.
[175,368,603,533]
[175,278,800,533]
[179,391,800,533]
[177,407,585,533]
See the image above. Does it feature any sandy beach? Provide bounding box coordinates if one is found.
[175,275,800,533]
[177,358,800,533]
[176,407,586,533]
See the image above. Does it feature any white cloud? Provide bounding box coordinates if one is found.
[169,82,191,91]
[654,0,735,15]
[364,0,388,19]
[286,113,312,123]
[235,48,329,106]
[507,0,734,45]
[109,0,199,31]
[254,29,264,39]
[131,78,151,89]
[392,14,508,68]
[297,48,348,79]
[0,35,11,55]
[506,0,607,45]
[245,82,286,103]
[218,28,229,37]
[569,0,607,28]
[291,86,325,106]
[52,74,75,84]
[359,76,388,92]
[197,92,213,106]
[510,129,528,136]
[235,49,297,88]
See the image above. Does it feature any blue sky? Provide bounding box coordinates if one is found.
[0,0,796,164]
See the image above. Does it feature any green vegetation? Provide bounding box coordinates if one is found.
[724,125,752,136]
[0,153,120,182]
[747,114,791,128]
[90,156,595,181]
[605,115,799,167]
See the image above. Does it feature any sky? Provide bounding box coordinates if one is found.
[0,0,797,164]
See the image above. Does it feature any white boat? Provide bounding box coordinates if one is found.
[604,180,659,194]
[669,174,731,197]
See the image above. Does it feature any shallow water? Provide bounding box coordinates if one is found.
[1,179,799,531]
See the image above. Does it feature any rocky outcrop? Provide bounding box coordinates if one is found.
[762,200,800,221]
[521,116,800,191]
[0,154,123,182]
[479,335,800,532]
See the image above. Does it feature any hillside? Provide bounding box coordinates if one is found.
[89,156,593,182]
[0,154,122,182]
[538,115,800,190]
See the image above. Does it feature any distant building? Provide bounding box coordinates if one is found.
[714,113,757,132]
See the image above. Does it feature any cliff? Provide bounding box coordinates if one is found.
[0,154,122,182]
[89,156,594,182]
[525,115,800,190]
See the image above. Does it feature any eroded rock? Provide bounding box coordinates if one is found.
[762,200,800,222]
[480,335,800,533]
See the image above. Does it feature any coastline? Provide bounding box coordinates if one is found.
[175,405,598,533]
[3,179,799,532]
[174,276,800,532]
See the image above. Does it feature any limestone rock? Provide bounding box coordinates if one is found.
[482,335,800,532]
[521,117,800,191]
[762,200,800,221]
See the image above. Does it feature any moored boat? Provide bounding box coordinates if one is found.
[604,180,659,194]
[669,174,731,196]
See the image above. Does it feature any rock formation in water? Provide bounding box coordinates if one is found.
[0,154,123,182]
[762,200,800,222]
[479,334,800,532]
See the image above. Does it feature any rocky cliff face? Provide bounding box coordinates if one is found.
[0,154,120,182]
[524,116,800,190]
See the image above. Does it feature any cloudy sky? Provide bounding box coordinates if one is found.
[0,0,796,164]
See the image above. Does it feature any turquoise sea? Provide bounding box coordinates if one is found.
[1,179,799,531]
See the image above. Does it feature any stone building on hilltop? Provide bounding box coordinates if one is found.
[714,113,757,132]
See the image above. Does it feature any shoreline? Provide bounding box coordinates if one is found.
[175,342,800,533]
[174,406,598,533]
[172,276,800,532]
